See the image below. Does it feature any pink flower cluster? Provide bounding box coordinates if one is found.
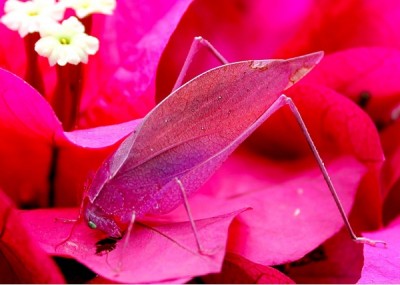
[0,0,399,283]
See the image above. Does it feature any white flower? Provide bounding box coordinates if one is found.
[0,0,65,37]
[60,0,116,18]
[35,16,99,66]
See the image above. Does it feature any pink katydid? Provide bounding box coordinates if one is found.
[68,37,385,265]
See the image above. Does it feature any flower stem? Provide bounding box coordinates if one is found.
[81,15,93,35]
[24,33,45,95]
[53,64,84,131]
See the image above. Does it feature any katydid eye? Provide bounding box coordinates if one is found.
[88,221,97,229]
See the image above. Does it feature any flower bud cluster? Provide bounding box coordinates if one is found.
[0,0,116,66]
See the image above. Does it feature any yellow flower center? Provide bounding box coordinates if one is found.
[27,10,39,16]
[59,37,70,45]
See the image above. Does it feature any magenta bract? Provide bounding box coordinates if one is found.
[22,207,247,283]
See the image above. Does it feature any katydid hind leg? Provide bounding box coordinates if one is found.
[172,36,229,92]
[175,177,213,255]
[283,94,387,247]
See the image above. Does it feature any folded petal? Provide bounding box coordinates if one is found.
[164,155,365,266]
[225,156,365,265]
[0,68,61,206]
[0,190,65,283]
[203,253,295,284]
[22,207,246,283]
[358,215,400,283]
[0,1,27,78]
[380,120,400,224]
[301,47,400,127]
[284,227,364,283]
[0,68,140,207]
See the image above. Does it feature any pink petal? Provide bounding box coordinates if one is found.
[225,156,365,265]
[0,1,28,78]
[358,215,400,283]
[165,155,365,266]
[276,0,400,56]
[62,119,142,148]
[380,120,400,224]
[248,83,384,230]
[0,68,62,206]
[0,67,140,149]
[80,0,194,127]
[156,0,312,101]
[291,48,400,228]
[87,275,192,284]
[302,47,400,126]
[0,30,26,79]
[0,68,61,138]
[0,190,65,283]
[284,227,364,283]
[93,0,194,74]
[22,207,246,283]
[0,68,140,207]
[54,120,143,207]
[250,83,384,165]
[382,180,400,227]
[203,253,295,284]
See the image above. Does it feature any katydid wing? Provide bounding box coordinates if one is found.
[83,52,323,238]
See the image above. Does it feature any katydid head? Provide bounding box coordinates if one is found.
[84,200,124,239]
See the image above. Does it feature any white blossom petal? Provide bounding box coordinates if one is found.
[60,0,116,18]
[35,16,99,66]
[0,0,66,37]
